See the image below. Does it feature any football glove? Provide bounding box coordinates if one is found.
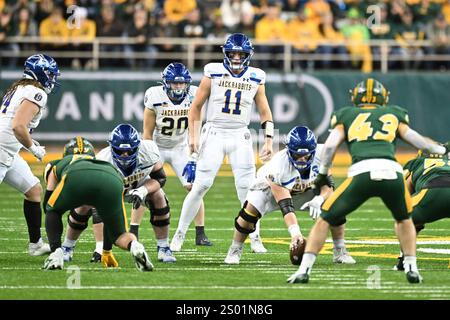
[182,161,196,183]
[300,195,325,220]
[101,250,118,268]
[28,140,46,161]
[128,186,148,210]
[312,173,328,190]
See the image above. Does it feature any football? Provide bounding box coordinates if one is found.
[289,237,307,265]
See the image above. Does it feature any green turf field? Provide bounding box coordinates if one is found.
[0,175,449,300]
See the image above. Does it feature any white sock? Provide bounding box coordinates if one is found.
[62,237,77,248]
[95,241,103,254]
[249,220,261,240]
[298,253,317,275]
[232,240,244,248]
[157,238,169,248]
[333,238,345,250]
[403,256,419,273]
[178,184,208,234]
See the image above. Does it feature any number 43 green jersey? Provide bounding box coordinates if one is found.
[331,104,410,164]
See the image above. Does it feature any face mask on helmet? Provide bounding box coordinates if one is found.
[222,33,254,71]
[285,126,317,172]
[287,149,315,171]
[108,124,141,176]
[162,63,192,102]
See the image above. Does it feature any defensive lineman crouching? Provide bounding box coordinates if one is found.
[224,126,355,265]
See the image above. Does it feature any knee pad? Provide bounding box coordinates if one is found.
[149,202,170,227]
[234,208,260,235]
[91,208,103,224]
[67,209,90,231]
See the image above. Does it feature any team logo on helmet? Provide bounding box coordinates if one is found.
[350,78,390,107]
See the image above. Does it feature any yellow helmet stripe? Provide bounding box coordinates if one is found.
[76,136,84,154]
[366,78,374,103]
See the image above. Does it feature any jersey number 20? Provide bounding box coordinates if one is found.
[161,117,188,136]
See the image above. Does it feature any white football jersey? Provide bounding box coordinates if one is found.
[250,144,323,194]
[96,140,161,190]
[0,84,47,155]
[204,63,265,129]
[144,85,197,148]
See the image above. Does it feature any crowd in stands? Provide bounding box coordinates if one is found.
[1,0,450,72]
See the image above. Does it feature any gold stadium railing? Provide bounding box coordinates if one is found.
[2,36,450,73]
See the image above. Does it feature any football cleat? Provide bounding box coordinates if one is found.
[29,238,51,256]
[130,241,153,272]
[333,248,356,264]
[157,246,177,263]
[393,256,404,271]
[62,246,74,262]
[250,236,267,253]
[196,234,213,246]
[170,231,185,252]
[224,246,243,265]
[287,272,309,284]
[43,248,64,270]
[90,251,102,263]
[406,271,423,284]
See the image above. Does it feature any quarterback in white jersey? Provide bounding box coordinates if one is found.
[91,123,177,263]
[0,54,60,256]
[170,33,274,252]
[142,63,211,246]
[224,126,355,265]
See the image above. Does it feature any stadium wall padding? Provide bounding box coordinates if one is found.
[1,71,448,143]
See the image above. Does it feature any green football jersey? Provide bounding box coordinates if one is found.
[404,154,450,192]
[330,104,410,164]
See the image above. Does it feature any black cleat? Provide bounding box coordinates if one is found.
[394,256,404,271]
[196,234,213,246]
[406,271,423,284]
[287,273,309,284]
[90,251,101,263]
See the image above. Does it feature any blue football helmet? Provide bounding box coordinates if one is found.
[285,126,317,172]
[222,33,254,71]
[162,62,192,102]
[108,124,141,176]
[23,54,60,94]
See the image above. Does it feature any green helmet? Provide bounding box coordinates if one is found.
[350,78,389,106]
[63,136,95,157]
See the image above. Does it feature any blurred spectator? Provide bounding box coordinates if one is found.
[35,0,55,25]
[443,0,450,25]
[97,4,124,67]
[39,6,69,41]
[15,7,38,37]
[152,11,180,67]
[180,8,205,67]
[286,8,321,70]
[425,13,450,69]
[221,0,254,31]
[124,6,156,69]
[410,0,442,27]
[304,0,332,24]
[340,7,373,73]
[69,7,96,70]
[237,9,256,38]
[0,8,19,68]
[164,0,197,24]
[255,0,286,69]
[318,12,350,69]
[206,9,229,40]
[389,0,408,24]
[393,9,427,69]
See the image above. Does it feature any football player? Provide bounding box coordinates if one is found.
[0,54,60,256]
[170,33,274,252]
[288,78,449,284]
[394,150,450,270]
[224,126,355,265]
[42,138,153,272]
[142,62,212,247]
[92,123,177,263]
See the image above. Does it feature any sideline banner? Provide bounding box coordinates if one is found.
[1,71,448,142]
